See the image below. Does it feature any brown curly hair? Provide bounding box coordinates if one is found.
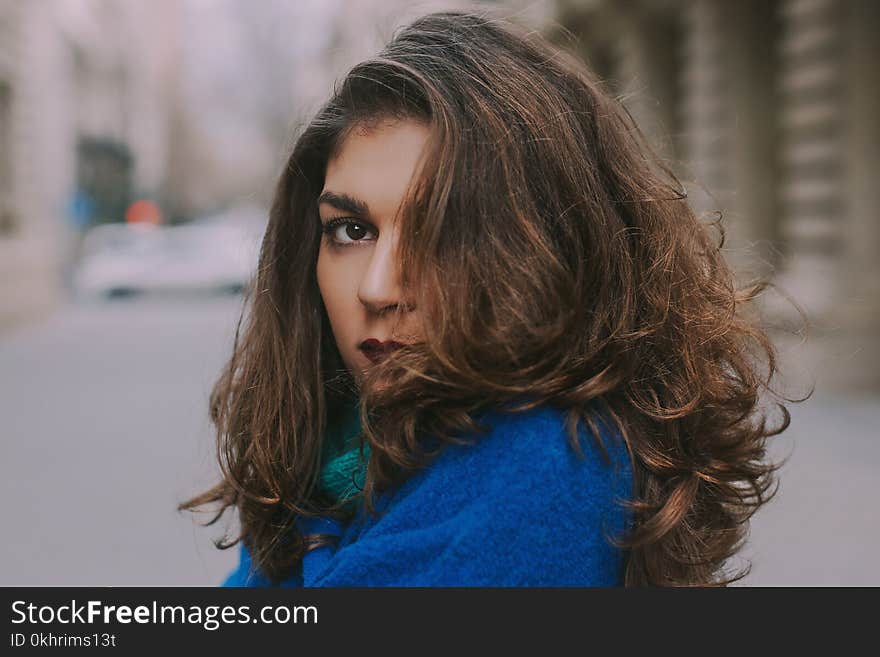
[179,10,795,586]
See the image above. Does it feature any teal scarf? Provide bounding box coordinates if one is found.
[319,400,369,511]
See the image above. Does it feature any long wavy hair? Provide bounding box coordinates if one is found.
[180,10,795,586]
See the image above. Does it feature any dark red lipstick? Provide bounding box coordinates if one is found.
[359,338,405,364]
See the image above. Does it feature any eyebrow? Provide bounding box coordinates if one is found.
[317,191,371,219]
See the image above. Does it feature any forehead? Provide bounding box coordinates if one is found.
[323,119,431,221]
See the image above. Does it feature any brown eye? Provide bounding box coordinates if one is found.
[322,218,377,247]
[344,223,367,241]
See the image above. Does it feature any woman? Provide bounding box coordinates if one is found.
[180,11,791,586]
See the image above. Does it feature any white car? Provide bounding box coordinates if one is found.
[72,207,266,299]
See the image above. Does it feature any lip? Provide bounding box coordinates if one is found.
[359,338,406,364]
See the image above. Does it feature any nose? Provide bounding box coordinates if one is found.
[357,228,411,316]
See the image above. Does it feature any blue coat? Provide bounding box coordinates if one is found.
[221,403,633,586]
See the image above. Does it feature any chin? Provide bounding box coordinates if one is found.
[359,366,397,398]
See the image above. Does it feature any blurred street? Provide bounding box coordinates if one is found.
[741,389,880,585]
[0,296,243,585]
[0,297,878,585]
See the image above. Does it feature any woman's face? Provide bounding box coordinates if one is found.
[316,118,429,385]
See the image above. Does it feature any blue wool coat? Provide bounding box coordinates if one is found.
[221,403,633,587]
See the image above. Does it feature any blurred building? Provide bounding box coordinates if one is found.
[547,0,879,389]
[0,0,177,330]
[165,0,551,217]
[2,0,876,390]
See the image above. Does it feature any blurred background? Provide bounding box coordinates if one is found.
[1,0,877,585]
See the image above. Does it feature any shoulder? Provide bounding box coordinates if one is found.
[342,402,634,585]
[481,402,629,468]
[367,402,633,539]
[405,402,632,504]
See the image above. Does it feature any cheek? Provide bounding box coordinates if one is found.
[316,249,359,332]
[317,250,366,380]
